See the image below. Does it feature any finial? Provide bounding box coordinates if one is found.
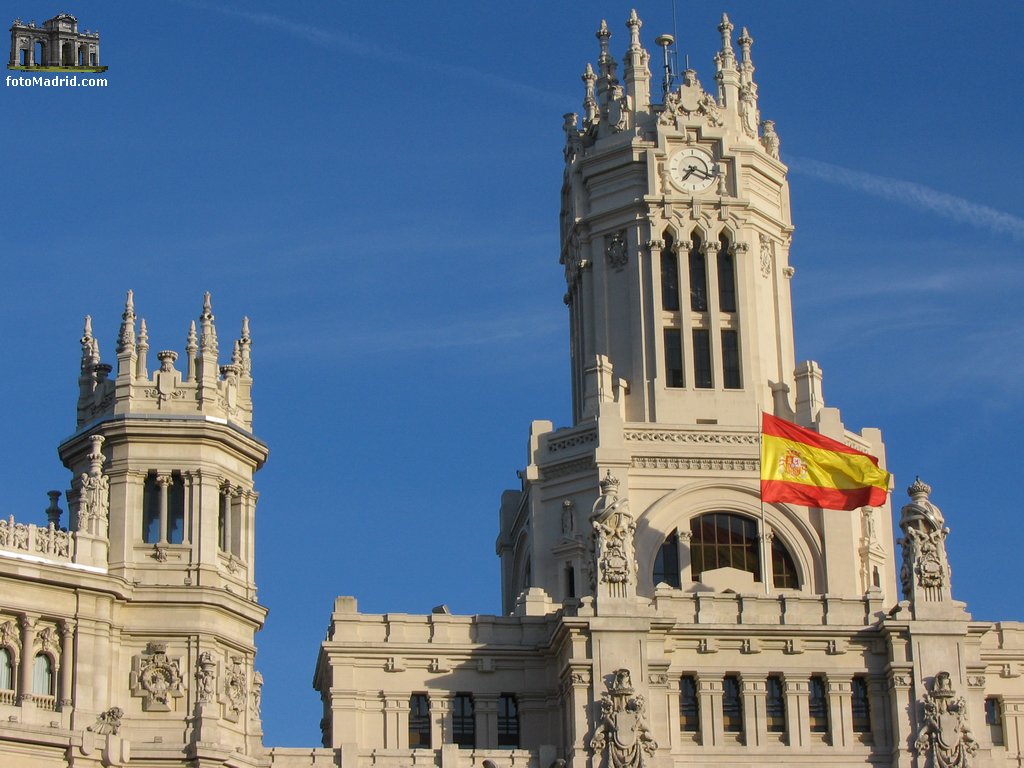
[186,320,198,381]
[240,316,250,341]
[80,315,99,372]
[232,339,241,366]
[45,490,63,528]
[908,476,932,501]
[238,316,252,377]
[186,320,197,350]
[596,19,616,81]
[582,63,598,122]
[116,289,136,353]
[599,469,621,497]
[718,13,735,66]
[199,292,218,355]
[626,9,642,51]
[87,434,105,476]
[137,318,148,348]
[738,26,754,71]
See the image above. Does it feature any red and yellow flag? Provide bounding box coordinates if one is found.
[760,413,890,510]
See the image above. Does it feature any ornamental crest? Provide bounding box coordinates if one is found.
[914,672,977,768]
[778,449,810,481]
[223,655,248,721]
[591,472,636,597]
[606,231,628,270]
[130,643,184,712]
[588,669,657,768]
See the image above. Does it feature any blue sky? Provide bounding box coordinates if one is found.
[3,1,1023,747]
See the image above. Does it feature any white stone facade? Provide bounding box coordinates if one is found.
[1,10,1023,768]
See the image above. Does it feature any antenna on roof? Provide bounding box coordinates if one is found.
[655,34,676,100]
[672,0,681,76]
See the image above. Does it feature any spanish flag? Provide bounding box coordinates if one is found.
[760,413,890,510]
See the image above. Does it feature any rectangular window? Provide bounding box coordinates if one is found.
[167,471,185,544]
[809,676,829,734]
[766,675,786,733]
[986,697,1004,746]
[689,246,708,311]
[497,694,519,748]
[664,329,683,388]
[679,675,700,733]
[692,329,712,388]
[409,694,431,748]
[451,694,475,748]
[721,330,741,389]
[142,472,160,543]
[852,676,871,734]
[722,675,743,733]
[661,250,680,312]
[565,565,576,598]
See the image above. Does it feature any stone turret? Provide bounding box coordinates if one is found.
[76,291,255,431]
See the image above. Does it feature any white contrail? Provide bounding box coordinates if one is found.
[788,156,1024,242]
[173,0,570,109]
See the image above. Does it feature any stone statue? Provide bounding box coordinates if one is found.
[591,472,636,597]
[914,672,977,768]
[588,669,657,768]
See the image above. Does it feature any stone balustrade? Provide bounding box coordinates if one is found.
[0,516,72,563]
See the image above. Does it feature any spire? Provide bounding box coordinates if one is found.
[136,318,149,379]
[80,315,99,373]
[116,290,136,354]
[717,13,735,69]
[199,291,218,356]
[186,320,198,382]
[738,26,755,84]
[238,316,252,378]
[626,9,641,52]
[595,18,618,111]
[623,9,651,112]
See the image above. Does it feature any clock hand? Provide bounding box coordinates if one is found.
[680,167,695,180]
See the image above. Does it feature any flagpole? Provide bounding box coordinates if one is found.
[757,404,770,596]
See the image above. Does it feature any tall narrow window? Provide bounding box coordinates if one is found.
[451,694,475,748]
[142,472,160,543]
[688,236,707,311]
[661,237,680,311]
[497,694,519,748]
[722,675,743,733]
[664,329,684,388]
[718,235,737,313]
[167,471,185,544]
[985,697,1004,746]
[409,694,431,748]
[809,676,829,733]
[679,675,699,733]
[565,565,576,599]
[721,330,741,389]
[852,676,871,734]
[692,329,712,388]
[772,537,800,589]
[32,654,52,696]
[766,675,786,733]
[219,488,231,552]
[0,648,12,691]
[653,532,681,588]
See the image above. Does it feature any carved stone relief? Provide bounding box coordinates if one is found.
[914,672,977,768]
[591,472,636,597]
[758,233,773,277]
[195,650,217,703]
[130,643,184,712]
[223,655,248,722]
[87,707,123,735]
[588,669,657,768]
[606,231,628,270]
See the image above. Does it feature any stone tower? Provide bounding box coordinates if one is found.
[54,291,268,760]
[498,10,897,618]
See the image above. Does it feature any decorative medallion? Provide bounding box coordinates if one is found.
[130,643,184,712]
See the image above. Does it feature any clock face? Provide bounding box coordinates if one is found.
[668,148,717,193]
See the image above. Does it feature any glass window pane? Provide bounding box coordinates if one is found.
[452,694,475,748]
[0,649,11,690]
[722,330,741,389]
[852,677,871,734]
[718,236,737,313]
[693,329,712,388]
[766,675,786,733]
[409,694,431,748]
[497,694,519,747]
[689,236,708,312]
[722,675,743,732]
[32,654,52,695]
[679,675,700,732]
[809,676,829,733]
[662,247,680,312]
[664,329,683,388]
[653,533,681,588]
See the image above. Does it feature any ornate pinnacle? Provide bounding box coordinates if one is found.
[116,290,136,353]
[718,13,735,64]
[80,315,99,372]
[626,9,642,51]
[199,292,218,355]
[238,316,252,377]
[87,434,105,477]
[240,316,250,342]
[186,320,198,353]
[231,339,241,366]
[908,476,932,501]
[137,319,149,351]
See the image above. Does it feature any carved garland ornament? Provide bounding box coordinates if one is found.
[588,669,657,768]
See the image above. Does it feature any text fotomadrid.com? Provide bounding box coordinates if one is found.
[6,74,108,87]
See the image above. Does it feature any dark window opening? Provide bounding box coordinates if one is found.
[497,694,519,748]
[142,472,160,543]
[664,329,683,388]
[721,330,741,389]
[693,329,712,388]
[409,694,431,748]
[771,537,800,589]
[852,677,871,734]
[689,235,708,312]
[653,531,681,588]
[718,235,737,312]
[766,675,786,733]
[661,236,680,312]
[986,697,1004,746]
[722,675,743,733]
[451,694,475,748]
[566,565,576,598]
[690,513,760,582]
[679,675,700,733]
[809,676,829,734]
[167,471,185,544]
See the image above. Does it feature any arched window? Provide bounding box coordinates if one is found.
[717,234,736,313]
[34,41,45,66]
[690,513,759,582]
[409,693,431,748]
[0,648,12,691]
[688,235,707,311]
[32,653,52,696]
[652,531,681,588]
[661,232,680,312]
[772,537,800,589]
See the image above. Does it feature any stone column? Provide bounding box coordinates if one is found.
[783,676,809,749]
[888,672,915,768]
[156,473,172,545]
[567,668,592,768]
[18,615,36,702]
[867,675,889,747]
[826,675,852,748]
[429,696,448,752]
[698,675,723,746]
[742,674,767,748]
[678,531,693,584]
[475,693,498,749]
[59,620,74,708]
[382,694,408,749]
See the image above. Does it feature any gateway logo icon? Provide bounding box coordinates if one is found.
[8,13,107,72]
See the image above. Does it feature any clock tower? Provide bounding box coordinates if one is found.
[498,11,897,614]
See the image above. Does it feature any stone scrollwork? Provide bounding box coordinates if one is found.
[130,643,184,712]
[588,669,657,768]
[914,672,977,768]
